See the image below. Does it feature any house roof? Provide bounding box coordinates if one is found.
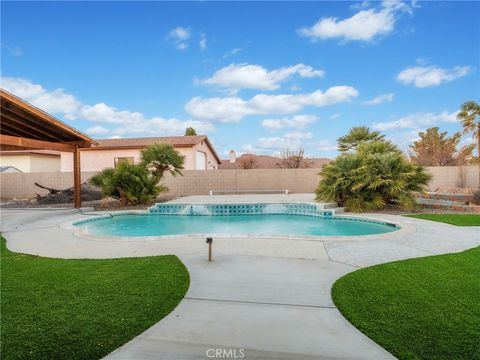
[219,154,330,169]
[0,166,22,173]
[86,135,222,164]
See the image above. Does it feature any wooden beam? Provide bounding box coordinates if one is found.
[0,134,76,152]
[73,146,81,208]
[1,110,62,141]
[1,90,97,146]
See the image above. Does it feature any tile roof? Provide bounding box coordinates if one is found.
[95,135,206,147]
[219,154,331,169]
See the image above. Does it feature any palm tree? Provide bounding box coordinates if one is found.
[141,143,185,178]
[337,126,385,152]
[457,101,480,186]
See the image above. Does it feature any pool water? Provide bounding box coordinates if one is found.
[76,214,398,237]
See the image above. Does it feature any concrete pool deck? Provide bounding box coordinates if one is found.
[1,194,479,359]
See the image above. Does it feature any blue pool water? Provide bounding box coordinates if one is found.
[76,214,398,237]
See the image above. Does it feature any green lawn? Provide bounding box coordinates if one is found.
[404,213,480,226]
[332,246,480,360]
[0,237,189,360]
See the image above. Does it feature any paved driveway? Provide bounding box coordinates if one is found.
[1,203,479,360]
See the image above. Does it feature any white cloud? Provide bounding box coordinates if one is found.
[85,126,109,135]
[373,111,458,131]
[257,136,303,150]
[284,131,313,139]
[329,113,340,120]
[262,114,318,131]
[396,65,471,87]
[201,63,325,91]
[169,27,191,50]
[312,139,338,152]
[297,0,412,43]
[1,76,80,118]
[362,92,394,105]
[199,33,207,50]
[223,48,242,58]
[169,27,191,41]
[186,86,359,122]
[2,76,215,137]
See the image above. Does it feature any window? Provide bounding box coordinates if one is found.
[114,157,134,167]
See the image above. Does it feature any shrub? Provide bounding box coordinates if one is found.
[90,162,165,206]
[316,132,432,212]
[472,190,480,205]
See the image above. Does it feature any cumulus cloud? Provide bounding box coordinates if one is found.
[362,92,394,105]
[2,76,215,137]
[169,27,191,50]
[85,126,109,135]
[1,76,81,118]
[396,64,471,87]
[262,114,318,131]
[284,131,313,139]
[297,0,413,43]
[200,63,325,91]
[185,86,359,122]
[373,111,458,131]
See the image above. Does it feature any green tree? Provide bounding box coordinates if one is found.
[316,135,431,212]
[184,127,197,136]
[409,127,475,166]
[337,126,385,152]
[141,143,185,178]
[457,101,480,186]
[90,162,164,206]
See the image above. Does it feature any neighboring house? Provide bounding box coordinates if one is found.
[0,150,61,172]
[61,135,221,172]
[0,166,22,173]
[219,150,330,169]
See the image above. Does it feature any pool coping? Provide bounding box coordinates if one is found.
[64,208,415,243]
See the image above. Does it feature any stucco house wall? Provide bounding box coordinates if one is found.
[0,154,60,172]
[60,145,218,172]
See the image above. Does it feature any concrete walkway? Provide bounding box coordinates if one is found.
[1,197,479,360]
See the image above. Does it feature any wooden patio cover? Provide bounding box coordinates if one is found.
[0,89,97,208]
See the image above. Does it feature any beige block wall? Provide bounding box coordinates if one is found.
[1,166,478,200]
[426,166,479,189]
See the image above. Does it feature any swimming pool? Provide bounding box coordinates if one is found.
[74,203,399,238]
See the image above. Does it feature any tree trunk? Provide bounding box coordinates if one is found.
[478,123,480,189]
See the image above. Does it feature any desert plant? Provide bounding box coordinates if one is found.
[277,148,305,168]
[141,143,185,178]
[457,100,480,187]
[238,153,258,169]
[409,127,475,166]
[337,126,385,152]
[316,136,431,212]
[90,162,164,206]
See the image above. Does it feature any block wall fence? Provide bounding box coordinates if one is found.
[0,166,478,200]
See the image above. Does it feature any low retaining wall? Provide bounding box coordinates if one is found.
[0,166,478,200]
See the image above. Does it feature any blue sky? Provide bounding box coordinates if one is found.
[2,1,479,158]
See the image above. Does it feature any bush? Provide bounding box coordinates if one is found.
[316,132,432,212]
[472,190,480,205]
[90,162,165,206]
